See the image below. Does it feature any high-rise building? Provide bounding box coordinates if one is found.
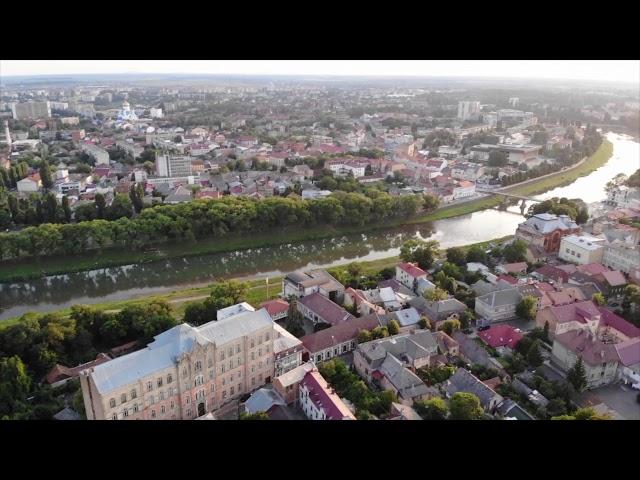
[11,101,51,120]
[457,101,481,121]
[155,154,193,177]
[80,305,275,420]
[509,97,520,107]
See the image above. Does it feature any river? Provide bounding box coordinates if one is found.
[0,132,637,320]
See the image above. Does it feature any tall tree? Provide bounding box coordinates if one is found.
[516,296,538,321]
[39,158,53,189]
[526,339,543,367]
[567,357,587,392]
[449,392,484,420]
[61,196,72,223]
[95,193,106,219]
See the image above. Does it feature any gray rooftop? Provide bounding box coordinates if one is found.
[90,307,273,395]
[445,368,503,409]
[476,288,522,308]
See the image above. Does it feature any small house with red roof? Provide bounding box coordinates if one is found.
[478,325,523,352]
[497,262,528,275]
[535,300,601,340]
[17,172,41,192]
[597,307,640,342]
[46,353,112,388]
[260,298,289,321]
[395,262,428,291]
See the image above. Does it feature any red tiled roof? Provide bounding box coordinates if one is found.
[554,329,619,366]
[260,298,290,316]
[497,274,518,285]
[301,314,381,353]
[598,307,640,338]
[534,265,569,283]
[45,353,111,384]
[397,262,427,279]
[298,293,353,326]
[478,325,523,349]
[576,263,609,276]
[548,300,601,325]
[300,370,355,420]
[501,262,528,274]
[595,270,627,287]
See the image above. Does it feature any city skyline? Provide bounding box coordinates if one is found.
[1,60,639,84]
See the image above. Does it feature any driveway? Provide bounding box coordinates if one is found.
[586,384,640,420]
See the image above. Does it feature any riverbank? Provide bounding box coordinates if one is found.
[0,235,513,328]
[0,138,613,283]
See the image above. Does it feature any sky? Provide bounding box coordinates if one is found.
[1,60,638,84]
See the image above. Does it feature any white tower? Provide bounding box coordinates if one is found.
[4,121,11,151]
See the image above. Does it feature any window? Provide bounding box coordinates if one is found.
[222,390,227,399]
[221,364,225,373]
[123,409,129,417]
[251,340,255,348]
[251,352,255,361]
[167,374,173,384]
[182,368,187,377]
[342,345,347,353]
[131,389,137,399]
[195,375,204,386]
[110,398,116,408]
[236,345,240,354]
[150,395,155,405]
[251,366,255,373]
[151,410,156,419]
[577,253,581,258]
[237,384,242,393]
[258,348,262,357]
[259,361,263,369]
[222,378,226,386]
[147,381,153,392]
[251,377,255,386]
[230,386,235,395]
[208,358,213,368]
[229,361,233,370]
[566,248,570,253]
[159,391,164,401]
[195,361,202,371]
[220,351,225,361]
[210,384,215,393]
[134,404,139,413]
[157,377,163,388]
[316,355,322,362]
[334,348,338,355]
[161,405,166,414]
[186,396,190,404]
[209,370,214,380]
[228,348,233,357]
[326,351,331,358]
[237,357,241,367]
[120,393,127,404]
[265,332,270,341]
[112,414,117,420]
[171,400,175,410]
[187,409,191,417]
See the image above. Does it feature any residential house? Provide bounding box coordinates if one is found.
[615,338,640,386]
[273,362,316,405]
[535,300,601,341]
[282,270,345,303]
[388,402,423,420]
[395,262,428,291]
[551,329,619,389]
[592,270,627,297]
[273,323,304,377]
[299,369,355,420]
[558,235,605,265]
[435,331,459,356]
[242,388,286,415]
[452,331,504,371]
[474,287,523,324]
[17,173,41,192]
[301,313,382,364]
[444,368,504,413]
[297,293,354,326]
[496,262,528,275]
[410,297,467,329]
[46,353,112,388]
[597,308,640,343]
[354,330,439,405]
[477,325,523,354]
[260,299,289,321]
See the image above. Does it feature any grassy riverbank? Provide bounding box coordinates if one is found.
[0,235,513,328]
[0,139,613,283]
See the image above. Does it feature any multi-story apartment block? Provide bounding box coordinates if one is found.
[11,101,51,119]
[155,154,193,177]
[602,241,640,274]
[80,306,275,420]
[558,235,605,265]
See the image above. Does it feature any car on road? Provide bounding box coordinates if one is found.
[478,325,491,331]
